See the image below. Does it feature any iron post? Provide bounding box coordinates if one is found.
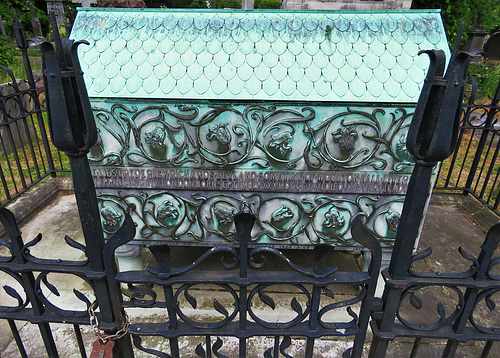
[39,14,134,357]
[369,45,476,356]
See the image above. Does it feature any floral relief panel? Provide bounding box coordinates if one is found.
[89,102,415,248]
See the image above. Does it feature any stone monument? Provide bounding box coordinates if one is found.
[28,2,44,38]
[45,0,65,26]
[484,31,500,61]
[0,16,8,41]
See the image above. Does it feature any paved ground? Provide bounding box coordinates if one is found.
[0,185,499,357]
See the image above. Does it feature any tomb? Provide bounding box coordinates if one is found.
[70,9,450,254]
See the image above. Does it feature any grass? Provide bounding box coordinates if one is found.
[0,110,70,204]
[467,62,500,100]
[0,55,42,84]
[437,126,500,207]
[0,51,70,204]
[435,65,500,209]
[10,48,43,58]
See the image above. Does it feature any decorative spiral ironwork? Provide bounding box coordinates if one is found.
[0,270,29,313]
[470,288,500,334]
[248,284,311,329]
[396,285,464,331]
[35,272,94,318]
[174,283,239,329]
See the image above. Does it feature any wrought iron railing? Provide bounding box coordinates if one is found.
[369,222,500,357]
[435,74,500,215]
[0,18,69,206]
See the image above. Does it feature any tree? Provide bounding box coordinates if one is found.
[0,0,51,38]
[412,0,500,45]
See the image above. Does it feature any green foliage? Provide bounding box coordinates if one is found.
[0,0,50,38]
[468,63,500,98]
[482,64,500,97]
[0,55,42,83]
[0,35,15,66]
[217,0,241,8]
[255,0,280,9]
[412,0,500,46]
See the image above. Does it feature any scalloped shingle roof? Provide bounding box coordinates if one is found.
[70,9,450,103]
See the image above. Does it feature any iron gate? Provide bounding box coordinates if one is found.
[0,18,70,206]
[435,72,500,216]
[1,16,500,358]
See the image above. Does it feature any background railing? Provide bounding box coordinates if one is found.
[435,76,500,216]
[0,19,70,206]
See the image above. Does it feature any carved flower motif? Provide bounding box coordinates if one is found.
[332,126,358,152]
[385,211,400,232]
[100,205,122,226]
[213,204,235,225]
[157,200,179,220]
[323,206,345,228]
[271,205,294,223]
[269,131,293,154]
[145,127,166,149]
[207,123,231,145]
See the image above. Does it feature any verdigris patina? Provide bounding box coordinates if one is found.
[70,9,450,249]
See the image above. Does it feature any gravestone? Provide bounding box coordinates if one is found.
[28,2,43,38]
[0,16,8,41]
[484,32,500,61]
[45,0,65,26]
[70,9,450,255]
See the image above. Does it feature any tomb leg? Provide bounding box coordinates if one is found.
[115,244,143,272]
[363,250,391,297]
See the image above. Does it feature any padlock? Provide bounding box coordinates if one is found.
[89,338,115,358]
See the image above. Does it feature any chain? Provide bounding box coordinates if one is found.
[89,300,130,343]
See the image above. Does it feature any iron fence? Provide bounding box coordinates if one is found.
[435,75,500,215]
[369,222,500,357]
[0,18,69,206]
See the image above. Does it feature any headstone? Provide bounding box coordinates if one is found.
[45,0,65,26]
[484,32,500,61]
[72,0,97,7]
[0,16,8,41]
[28,2,43,38]
[65,17,72,37]
[241,0,254,9]
[463,27,487,62]
[285,0,413,10]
